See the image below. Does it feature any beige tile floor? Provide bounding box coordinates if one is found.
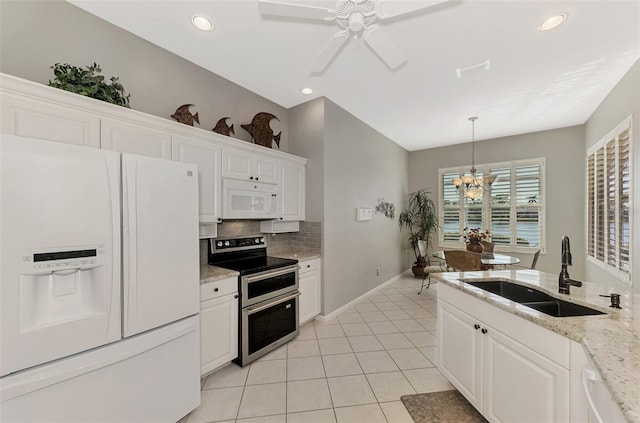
[183,271,453,423]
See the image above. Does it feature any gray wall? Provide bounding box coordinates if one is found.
[0,0,289,151]
[584,59,640,292]
[289,98,409,315]
[322,100,409,314]
[288,98,325,223]
[408,125,586,278]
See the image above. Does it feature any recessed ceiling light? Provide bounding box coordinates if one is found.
[537,14,567,31]
[300,87,313,95]
[192,15,214,31]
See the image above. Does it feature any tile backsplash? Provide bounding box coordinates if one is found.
[200,220,322,264]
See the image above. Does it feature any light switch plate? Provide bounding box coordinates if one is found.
[356,207,373,221]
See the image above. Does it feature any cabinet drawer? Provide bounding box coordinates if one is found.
[299,258,321,274]
[200,277,238,302]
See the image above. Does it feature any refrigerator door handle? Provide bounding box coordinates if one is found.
[122,156,138,331]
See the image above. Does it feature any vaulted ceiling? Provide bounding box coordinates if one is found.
[69,0,640,151]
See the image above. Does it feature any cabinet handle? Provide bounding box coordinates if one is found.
[481,328,488,334]
[474,324,480,330]
[307,265,311,268]
[234,294,239,299]
[256,177,259,181]
[214,287,219,292]
[250,176,254,180]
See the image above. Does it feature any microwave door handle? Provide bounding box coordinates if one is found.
[244,266,301,283]
[247,292,301,315]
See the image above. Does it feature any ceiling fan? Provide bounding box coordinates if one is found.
[258,0,449,73]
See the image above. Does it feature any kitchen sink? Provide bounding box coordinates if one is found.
[464,280,605,317]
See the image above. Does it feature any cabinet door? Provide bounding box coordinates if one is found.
[172,135,221,223]
[254,156,280,184]
[200,293,239,376]
[438,300,482,409]
[222,147,252,180]
[280,161,305,221]
[298,259,321,324]
[101,118,171,159]
[482,326,569,423]
[0,93,100,147]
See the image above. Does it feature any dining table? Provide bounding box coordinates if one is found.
[432,250,521,267]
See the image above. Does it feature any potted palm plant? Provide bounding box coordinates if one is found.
[398,189,439,278]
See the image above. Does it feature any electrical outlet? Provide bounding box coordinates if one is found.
[376,268,381,276]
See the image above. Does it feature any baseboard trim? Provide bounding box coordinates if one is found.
[315,270,411,323]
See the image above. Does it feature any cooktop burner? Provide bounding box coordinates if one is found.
[208,235,298,275]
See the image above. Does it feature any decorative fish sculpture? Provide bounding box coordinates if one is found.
[171,104,199,126]
[241,112,282,149]
[212,117,235,136]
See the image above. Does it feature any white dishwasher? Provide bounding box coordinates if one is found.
[582,360,626,422]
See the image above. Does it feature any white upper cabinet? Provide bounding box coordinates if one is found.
[101,118,171,159]
[279,161,306,221]
[172,135,222,223]
[222,146,280,185]
[0,92,100,147]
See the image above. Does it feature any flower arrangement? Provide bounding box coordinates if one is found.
[461,227,490,244]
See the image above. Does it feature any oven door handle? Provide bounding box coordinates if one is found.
[244,266,300,283]
[246,292,301,315]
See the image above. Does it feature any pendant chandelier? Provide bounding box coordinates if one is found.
[451,117,497,200]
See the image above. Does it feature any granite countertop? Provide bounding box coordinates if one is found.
[432,269,640,423]
[200,263,239,284]
[272,252,321,261]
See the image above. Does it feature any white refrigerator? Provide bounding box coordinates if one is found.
[0,134,201,422]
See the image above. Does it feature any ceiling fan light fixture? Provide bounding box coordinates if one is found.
[537,14,567,31]
[192,15,214,31]
[300,87,313,95]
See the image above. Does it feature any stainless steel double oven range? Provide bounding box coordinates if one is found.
[209,235,299,366]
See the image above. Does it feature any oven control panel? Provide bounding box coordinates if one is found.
[211,236,267,252]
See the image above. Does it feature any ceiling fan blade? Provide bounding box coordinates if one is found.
[258,0,334,20]
[310,31,350,73]
[376,0,450,20]
[363,26,406,69]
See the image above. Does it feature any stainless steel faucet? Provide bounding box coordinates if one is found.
[559,236,582,294]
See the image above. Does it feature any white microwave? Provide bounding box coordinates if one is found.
[221,179,279,219]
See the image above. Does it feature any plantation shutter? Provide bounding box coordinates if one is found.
[586,116,632,284]
[606,140,617,267]
[442,171,461,242]
[489,167,511,246]
[464,170,483,230]
[596,146,605,261]
[618,128,630,272]
[515,164,541,248]
[587,153,595,257]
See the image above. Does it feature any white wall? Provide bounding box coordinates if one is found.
[0,0,289,151]
[584,59,640,293]
[408,125,586,278]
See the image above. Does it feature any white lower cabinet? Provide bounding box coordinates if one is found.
[200,277,238,376]
[298,258,321,325]
[438,284,570,423]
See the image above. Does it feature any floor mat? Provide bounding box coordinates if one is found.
[401,390,488,423]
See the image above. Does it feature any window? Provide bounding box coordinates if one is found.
[586,116,632,284]
[438,158,545,252]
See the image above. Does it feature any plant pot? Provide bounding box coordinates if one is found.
[466,242,484,253]
[412,264,426,278]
